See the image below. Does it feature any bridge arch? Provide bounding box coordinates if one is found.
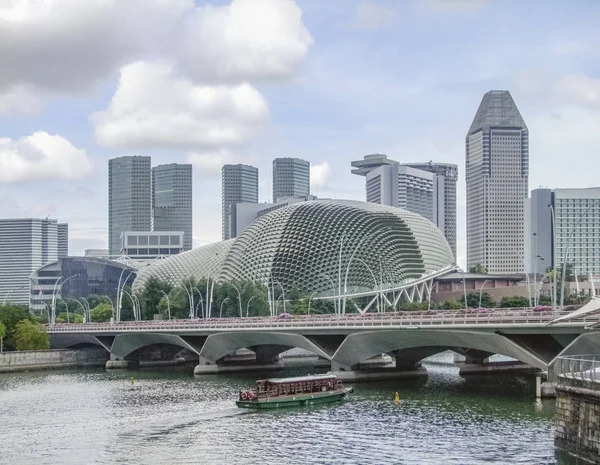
[199,332,332,363]
[49,333,112,352]
[332,330,548,370]
[110,333,204,360]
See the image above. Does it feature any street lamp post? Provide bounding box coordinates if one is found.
[532,232,538,306]
[321,273,338,315]
[275,280,286,314]
[537,255,553,307]
[3,286,26,306]
[458,267,468,310]
[548,203,558,310]
[102,295,114,322]
[117,270,136,323]
[478,280,490,308]
[307,291,318,315]
[159,290,171,321]
[357,258,380,312]
[231,283,243,318]
[219,297,229,318]
[246,295,256,317]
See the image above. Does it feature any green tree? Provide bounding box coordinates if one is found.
[90,303,113,322]
[499,296,531,308]
[468,263,487,274]
[138,277,174,320]
[466,292,496,308]
[401,301,429,311]
[0,321,6,352]
[440,299,464,310]
[13,320,49,350]
[0,304,32,350]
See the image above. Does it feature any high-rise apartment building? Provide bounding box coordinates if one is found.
[0,218,65,306]
[351,154,457,258]
[527,187,600,277]
[404,162,458,259]
[152,163,193,251]
[58,223,69,258]
[108,156,152,255]
[466,90,528,273]
[222,164,259,240]
[272,158,310,201]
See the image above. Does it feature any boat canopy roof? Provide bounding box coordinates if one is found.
[260,374,337,385]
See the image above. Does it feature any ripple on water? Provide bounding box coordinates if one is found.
[0,356,564,465]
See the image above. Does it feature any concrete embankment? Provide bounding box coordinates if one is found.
[0,348,108,373]
[555,376,600,464]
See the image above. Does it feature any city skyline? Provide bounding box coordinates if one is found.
[1,0,599,269]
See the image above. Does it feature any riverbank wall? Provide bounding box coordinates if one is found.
[555,376,600,464]
[0,348,108,373]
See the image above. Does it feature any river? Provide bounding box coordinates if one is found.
[0,353,579,465]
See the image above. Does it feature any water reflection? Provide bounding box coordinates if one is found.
[0,352,576,465]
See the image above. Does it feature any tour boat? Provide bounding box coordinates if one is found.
[236,374,353,409]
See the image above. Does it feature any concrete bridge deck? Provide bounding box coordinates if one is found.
[46,309,600,380]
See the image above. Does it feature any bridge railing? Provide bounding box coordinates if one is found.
[46,309,595,333]
[554,355,600,384]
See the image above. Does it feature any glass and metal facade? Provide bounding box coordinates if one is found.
[108,156,152,255]
[57,223,69,258]
[152,163,193,251]
[466,90,529,273]
[0,218,64,306]
[552,188,600,276]
[272,157,310,202]
[134,200,454,297]
[30,257,136,313]
[222,164,259,240]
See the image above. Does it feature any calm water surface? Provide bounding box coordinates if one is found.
[0,353,579,465]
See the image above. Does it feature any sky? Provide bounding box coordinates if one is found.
[0,0,599,268]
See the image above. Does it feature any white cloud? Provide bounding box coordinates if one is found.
[91,61,269,149]
[186,150,239,178]
[0,0,312,111]
[424,0,488,13]
[554,73,600,109]
[0,84,41,115]
[179,0,313,82]
[353,2,393,31]
[310,161,331,189]
[0,132,93,183]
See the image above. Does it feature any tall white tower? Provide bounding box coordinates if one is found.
[466,90,529,273]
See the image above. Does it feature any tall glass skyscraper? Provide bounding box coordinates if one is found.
[222,164,258,240]
[0,218,66,306]
[152,164,193,251]
[272,157,310,201]
[466,90,529,273]
[108,156,152,255]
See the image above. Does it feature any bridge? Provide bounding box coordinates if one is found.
[47,306,600,381]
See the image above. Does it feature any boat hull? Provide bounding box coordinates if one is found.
[236,388,352,409]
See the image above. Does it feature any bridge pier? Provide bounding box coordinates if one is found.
[193,349,284,376]
[105,354,138,370]
[329,356,427,382]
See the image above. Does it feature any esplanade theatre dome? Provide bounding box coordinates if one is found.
[133,200,454,296]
